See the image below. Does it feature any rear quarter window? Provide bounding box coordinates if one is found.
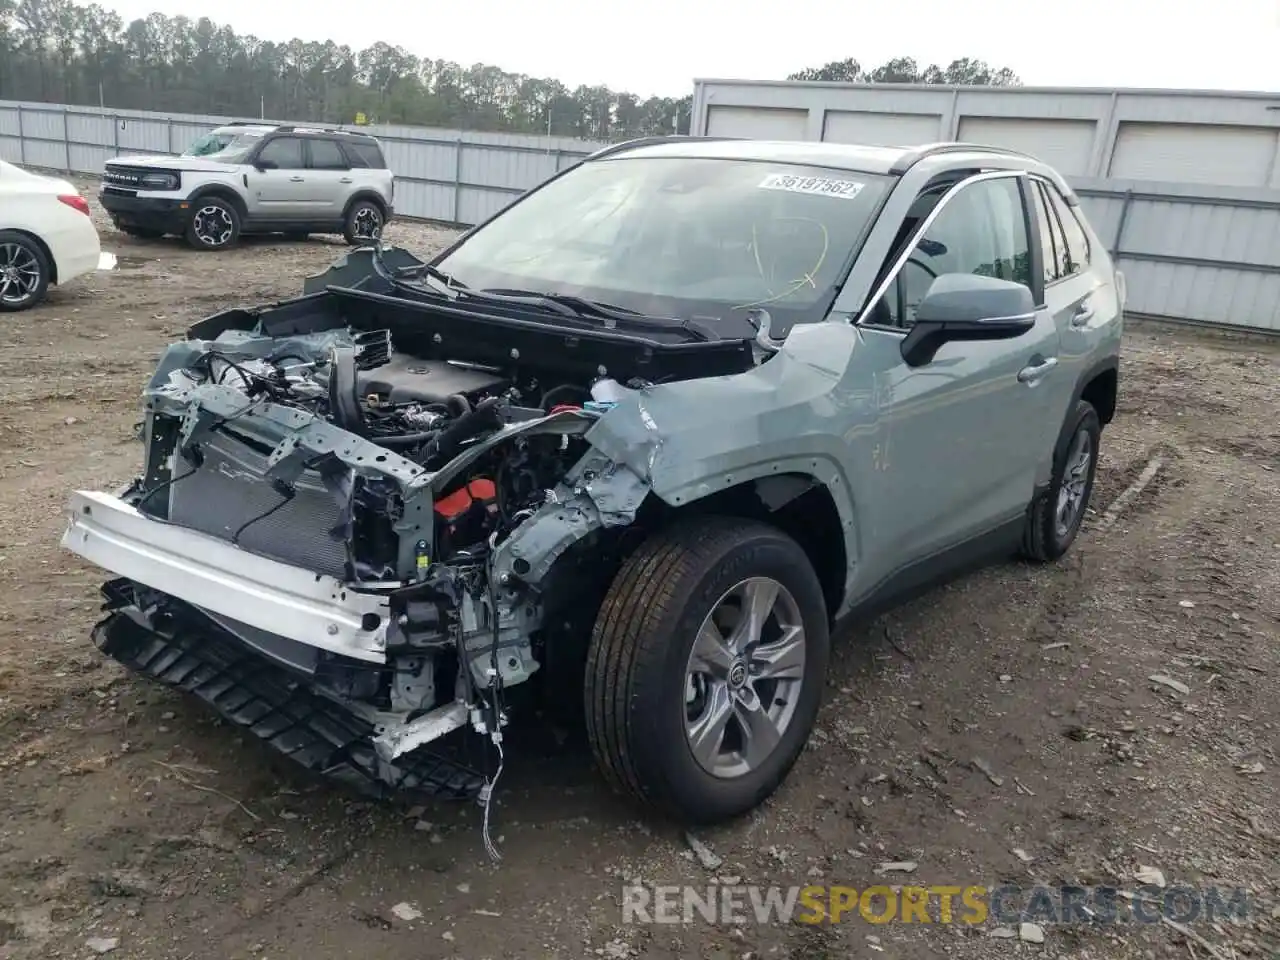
[343,141,386,170]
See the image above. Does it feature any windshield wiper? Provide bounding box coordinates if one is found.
[393,261,468,296]
[419,264,468,289]
[469,288,716,342]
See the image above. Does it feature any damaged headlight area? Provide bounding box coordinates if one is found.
[58,249,732,806]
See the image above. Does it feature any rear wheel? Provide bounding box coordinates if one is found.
[0,230,51,312]
[585,516,829,823]
[185,198,241,250]
[1021,399,1101,562]
[343,200,384,245]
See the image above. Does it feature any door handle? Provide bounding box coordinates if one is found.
[1071,302,1095,327]
[289,175,305,182]
[339,177,353,184]
[1017,356,1059,384]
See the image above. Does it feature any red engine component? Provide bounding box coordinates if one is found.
[434,478,497,520]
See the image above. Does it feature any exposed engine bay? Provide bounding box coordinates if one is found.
[161,330,605,581]
[60,246,763,825]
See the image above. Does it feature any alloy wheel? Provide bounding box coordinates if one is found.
[193,205,235,247]
[353,207,382,241]
[0,242,42,306]
[684,576,807,779]
[1055,427,1093,538]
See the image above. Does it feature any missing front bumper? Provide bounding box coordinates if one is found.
[93,581,485,800]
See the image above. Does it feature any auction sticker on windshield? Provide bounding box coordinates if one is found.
[758,173,865,199]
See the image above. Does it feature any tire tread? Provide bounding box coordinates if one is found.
[585,516,813,815]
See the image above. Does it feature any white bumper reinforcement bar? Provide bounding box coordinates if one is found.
[61,490,389,663]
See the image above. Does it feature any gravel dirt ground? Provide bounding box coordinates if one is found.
[0,177,1277,960]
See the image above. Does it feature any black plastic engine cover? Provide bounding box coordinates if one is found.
[354,354,509,404]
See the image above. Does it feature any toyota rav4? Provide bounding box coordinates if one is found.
[61,137,1123,826]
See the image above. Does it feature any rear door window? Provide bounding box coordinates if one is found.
[308,139,349,170]
[343,141,386,169]
[1045,184,1091,276]
[1031,181,1063,285]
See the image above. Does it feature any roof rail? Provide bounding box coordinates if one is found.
[889,141,1040,175]
[584,134,742,161]
[273,124,375,139]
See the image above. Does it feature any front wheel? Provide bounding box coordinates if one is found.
[585,516,829,823]
[0,230,51,312]
[185,198,241,251]
[1021,399,1101,562]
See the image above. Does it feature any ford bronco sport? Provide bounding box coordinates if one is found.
[99,123,394,250]
[62,137,1123,826]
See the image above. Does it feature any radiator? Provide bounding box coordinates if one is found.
[163,430,350,579]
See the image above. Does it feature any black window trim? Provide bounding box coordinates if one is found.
[1027,179,1062,302]
[855,169,1033,336]
[305,136,351,172]
[1030,174,1090,288]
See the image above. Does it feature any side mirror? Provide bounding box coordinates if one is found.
[255,159,277,171]
[900,273,1036,367]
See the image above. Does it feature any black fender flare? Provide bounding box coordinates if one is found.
[186,186,247,220]
[1053,354,1119,470]
[342,191,388,222]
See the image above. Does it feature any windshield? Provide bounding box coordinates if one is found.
[183,129,263,163]
[434,156,891,337]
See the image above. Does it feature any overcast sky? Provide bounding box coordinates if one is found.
[99,0,1279,99]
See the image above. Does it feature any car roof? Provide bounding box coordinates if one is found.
[211,123,378,142]
[594,137,1044,178]
[211,124,275,136]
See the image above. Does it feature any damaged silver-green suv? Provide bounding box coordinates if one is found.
[61,136,1123,825]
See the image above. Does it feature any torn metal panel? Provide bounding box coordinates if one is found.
[491,453,651,586]
[372,702,468,762]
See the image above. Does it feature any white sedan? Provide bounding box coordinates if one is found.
[0,160,102,312]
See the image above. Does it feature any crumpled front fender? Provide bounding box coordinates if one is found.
[490,451,650,586]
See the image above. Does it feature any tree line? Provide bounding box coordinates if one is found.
[0,0,1021,140]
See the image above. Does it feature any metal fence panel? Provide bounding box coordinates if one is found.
[21,137,66,170]
[115,117,170,153]
[0,99,608,230]
[1121,260,1280,331]
[0,104,21,137]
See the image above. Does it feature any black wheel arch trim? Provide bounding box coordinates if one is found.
[343,192,388,220]
[187,187,247,218]
[1054,354,1119,467]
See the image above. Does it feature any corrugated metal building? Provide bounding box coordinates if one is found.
[691,81,1280,333]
